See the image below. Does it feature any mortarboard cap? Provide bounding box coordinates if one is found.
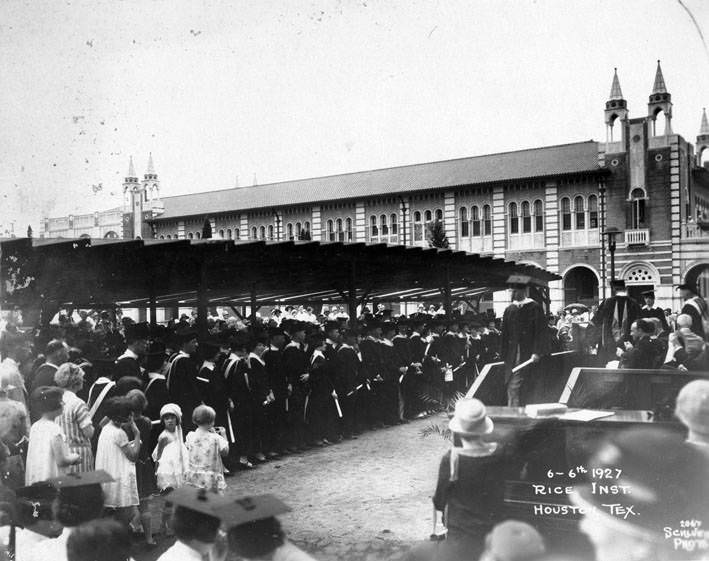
[268,326,286,339]
[175,328,198,346]
[342,328,361,339]
[44,470,114,489]
[610,279,626,289]
[380,321,396,334]
[323,321,340,333]
[125,322,150,342]
[506,275,532,288]
[164,486,230,518]
[201,340,222,357]
[675,283,697,293]
[212,494,291,529]
[641,289,655,298]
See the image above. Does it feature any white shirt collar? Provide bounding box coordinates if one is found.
[411,331,421,337]
[201,360,215,370]
[177,350,190,358]
[148,371,165,380]
[119,348,139,361]
[269,345,279,351]
[326,338,337,346]
[248,352,265,366]
[311,349,325,363]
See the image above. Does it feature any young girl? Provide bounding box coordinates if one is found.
[125,389,157,546]
[26,386,81,484]
[95,396,141,525]
[152,403,188,534]
[184,405,229,493]
[152,403,188,491]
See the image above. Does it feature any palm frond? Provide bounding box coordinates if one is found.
[419,420,453,441]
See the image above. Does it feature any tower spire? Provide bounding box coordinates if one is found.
[701,108,709,136]
[609,68,623,100]
[146,152,155,175]
[127,156,136,179]
[652,60,667,94]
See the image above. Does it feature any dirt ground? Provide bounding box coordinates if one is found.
[136,414,450,561]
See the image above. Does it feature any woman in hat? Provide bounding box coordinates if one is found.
[54,363,95,473]
[431,398,505,561]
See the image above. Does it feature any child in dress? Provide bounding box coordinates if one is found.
[26,386,81,484]
[152,403,188,534]
[185,405,229,493]
[95,396,142,525]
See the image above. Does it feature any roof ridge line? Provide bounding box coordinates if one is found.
[160,140,598,202]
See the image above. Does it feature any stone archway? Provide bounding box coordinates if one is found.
[620,261,660,302]
[685,263,709,300]
[562,265,599,307]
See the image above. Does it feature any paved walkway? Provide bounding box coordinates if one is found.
[136,414,450,561]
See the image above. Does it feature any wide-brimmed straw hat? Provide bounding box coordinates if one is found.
[448,398,494,436]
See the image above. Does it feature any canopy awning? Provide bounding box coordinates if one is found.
[0,237,560,313]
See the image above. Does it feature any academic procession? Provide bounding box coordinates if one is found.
[0,232,708,561]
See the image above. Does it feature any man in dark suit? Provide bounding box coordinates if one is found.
[360,320,385,428]
[500,275,550,407]
[114,322,149,385]
[197,340,222,409]
[618,319,663,369]
[639,290,669,334]
[29,339,68,394]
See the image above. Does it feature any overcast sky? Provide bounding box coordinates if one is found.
[1,0,709,234]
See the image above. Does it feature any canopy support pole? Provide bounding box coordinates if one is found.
[442,263,452,316]
[347,258,358,327]
[149,294,157,327]
[250,283,259,321]
[197,259,208,340]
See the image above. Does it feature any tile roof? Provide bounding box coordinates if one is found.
[154,140,601,221]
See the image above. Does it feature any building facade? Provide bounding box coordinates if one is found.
[42,63,709,312]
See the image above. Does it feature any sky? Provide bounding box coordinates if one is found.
[1,0,709,235]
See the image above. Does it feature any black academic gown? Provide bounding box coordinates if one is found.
[114,352,146,385]
[591,294,642,363]
[681,297,707,340]
[166,351,202,430]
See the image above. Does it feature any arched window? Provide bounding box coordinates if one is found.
[390,213,398,235]
[459,207,469,237]
[235,228,240,240]
[483,205,491,236]
[267,225,274,240]
[295,222,302,238]
[561,197,571,231]
[159,235,165,240]
[370,216,378,239]
[630,188,646,229]
[435,209,443,222]
[521,201,531,233]
[304,221,311,233]
[327,219,335,241]
[251,227,257,240]
[509,202,519,234]
[197,231,203,239]
[425,210,432,223]
[259,226,266,240]
[413,211,423,242]
[588,195,598,228]
[219,229,224,239]
[166,234,171,239]
[533,199,544,232]
[471,206,481,236]
[574,196,585,229]
[287,223,293,240]
[336,218,344,242]
[188,232,194,239]
[227,229,232,239]
[345,217,353,241]
[380,214,388,236]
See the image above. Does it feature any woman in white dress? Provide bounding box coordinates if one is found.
[95,396,142,525]
[25,386,80,485]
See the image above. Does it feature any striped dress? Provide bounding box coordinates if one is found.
[56,390,94,473]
